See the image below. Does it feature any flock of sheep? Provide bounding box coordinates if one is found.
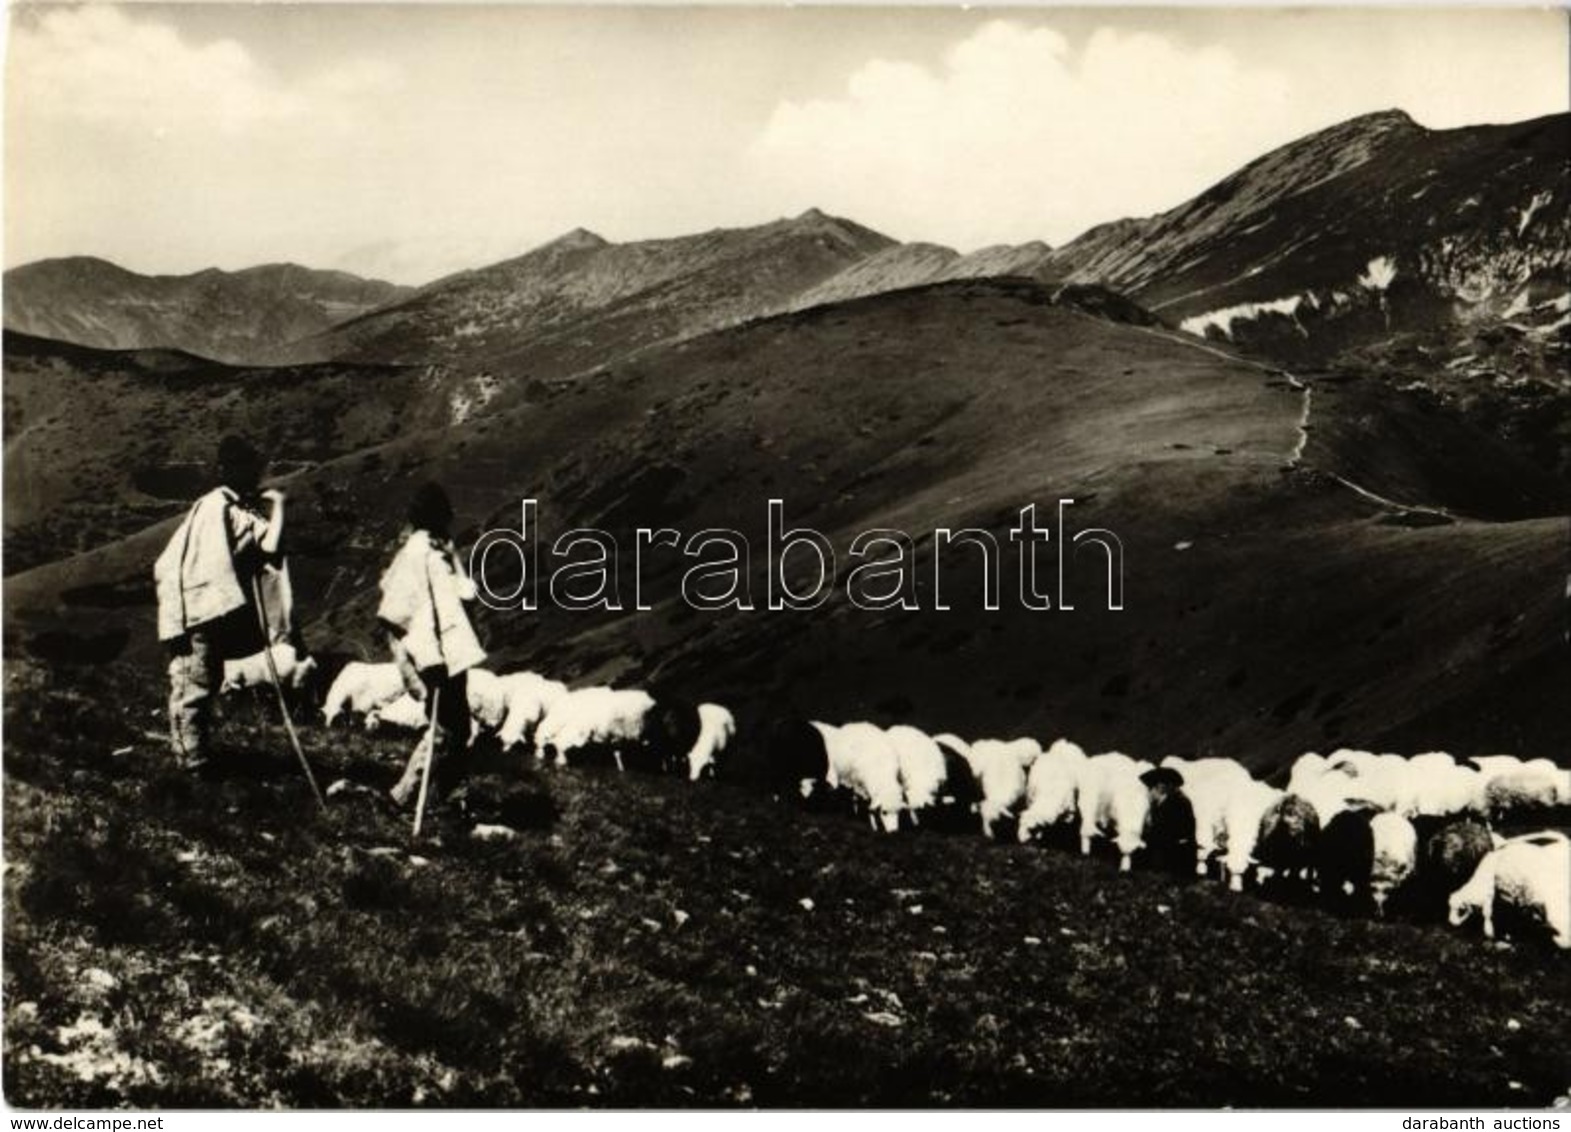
[224,642,1571,952]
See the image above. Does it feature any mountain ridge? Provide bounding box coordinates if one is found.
[2,257,412,365]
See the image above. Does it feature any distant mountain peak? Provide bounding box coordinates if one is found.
[778,208,899,255]
[1344,108,1420,131]
[536,227,611,254]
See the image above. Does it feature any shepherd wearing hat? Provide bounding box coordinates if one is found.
[153,436,287,769]
[378,482,486,808]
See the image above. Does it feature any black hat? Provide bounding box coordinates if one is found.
[408,481,454,534]
[216,435,266,482]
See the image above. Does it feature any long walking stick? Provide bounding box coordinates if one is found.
[412,686,441,839]
[250,575,327,811]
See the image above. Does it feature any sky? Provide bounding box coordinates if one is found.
[5,4,1567,285]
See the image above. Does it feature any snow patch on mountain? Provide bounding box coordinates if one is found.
[1358,257,1397,292]
[1180,295,1309,340]
[1517,190,1553,238]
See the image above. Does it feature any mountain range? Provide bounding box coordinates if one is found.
[2,259,410,365]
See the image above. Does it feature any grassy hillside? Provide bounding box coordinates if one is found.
[7,280,1567,769]
[4,659,1569,1108]
[1,333,437,574]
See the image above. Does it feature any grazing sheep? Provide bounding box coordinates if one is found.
[222,641,318,696]
[728,716,831,802]
[1447,832,1569,948]
[465,668,510,733]
[494,672,570,752]
[684,702,737,781]
[1294,768,1360,825]
[1167,762,1260,878]
[1414,815,1494,916]
[1369,812,1418,915]
[1140,766,1197,874]
[1325,749,1381,776]
[1409,751,1459,774]
[964,737,1041,840]
[885,725,949,825]
[1327,758,1406,814]
[323,661,406,727]
[1220,781,1285,892]
[1288,752,1331,795]
[1018,739,1089,844]
[1485,769,1563,818]
[535,687,657,770]
[930,735,983,831]
[1316,803,1380,910]
[366,692,428,733]
[1521,759,1571,804]
[1463,754,1525,784]
[1162,756,1252,791]
[1255,793,1321,888]
[815,721,905,833]
[1408,763,1487,819]
[1076,752,1151,872]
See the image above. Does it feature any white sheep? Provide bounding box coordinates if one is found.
[535,686,657,770]
[1485,768,1563,816]
[464,668,510,733]
[685,702,737,781]
[1168,763,1261,878]
[366,692,428,732]
[1408,763,1486,819]
[1447,832,1569,948]
[1220,780,1285,892]
[813,721,905,833]
[1162,756,1252,791]
[1075,751,1151,872]
[964,737,1041,839]
[1018,738,1088,844]
[221,641,318,695]
[1325,748,1381,776]
[1288,752,1331,795]
[1522,759,1571,804]
[1325,758,1407,814]
[494,672,571,752]
[1368,811,1418,915]
[1466,754,1525,784]
[885,725,948,823]
[323,661,407,726]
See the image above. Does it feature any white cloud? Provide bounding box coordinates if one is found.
[8,5,396,135]
[746,20,1296,249]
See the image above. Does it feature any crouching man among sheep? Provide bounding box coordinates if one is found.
[378,483,487,808]
[153,436,287,771]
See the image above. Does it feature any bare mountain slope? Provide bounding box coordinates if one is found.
[1,332,433,574]
[788,240,1059,311]
[283,210,897,371]
[2,258,410,365]
[1050,110,1569,359]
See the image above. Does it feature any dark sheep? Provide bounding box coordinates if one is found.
[925,746,984,835]
[627,695,703,776]
[1317,805,1378,914]
[1414,814,1494,918]
[1255,793,1321,890]
[720,716,831,804]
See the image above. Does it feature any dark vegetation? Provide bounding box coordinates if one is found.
[5,659,1570,1108]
